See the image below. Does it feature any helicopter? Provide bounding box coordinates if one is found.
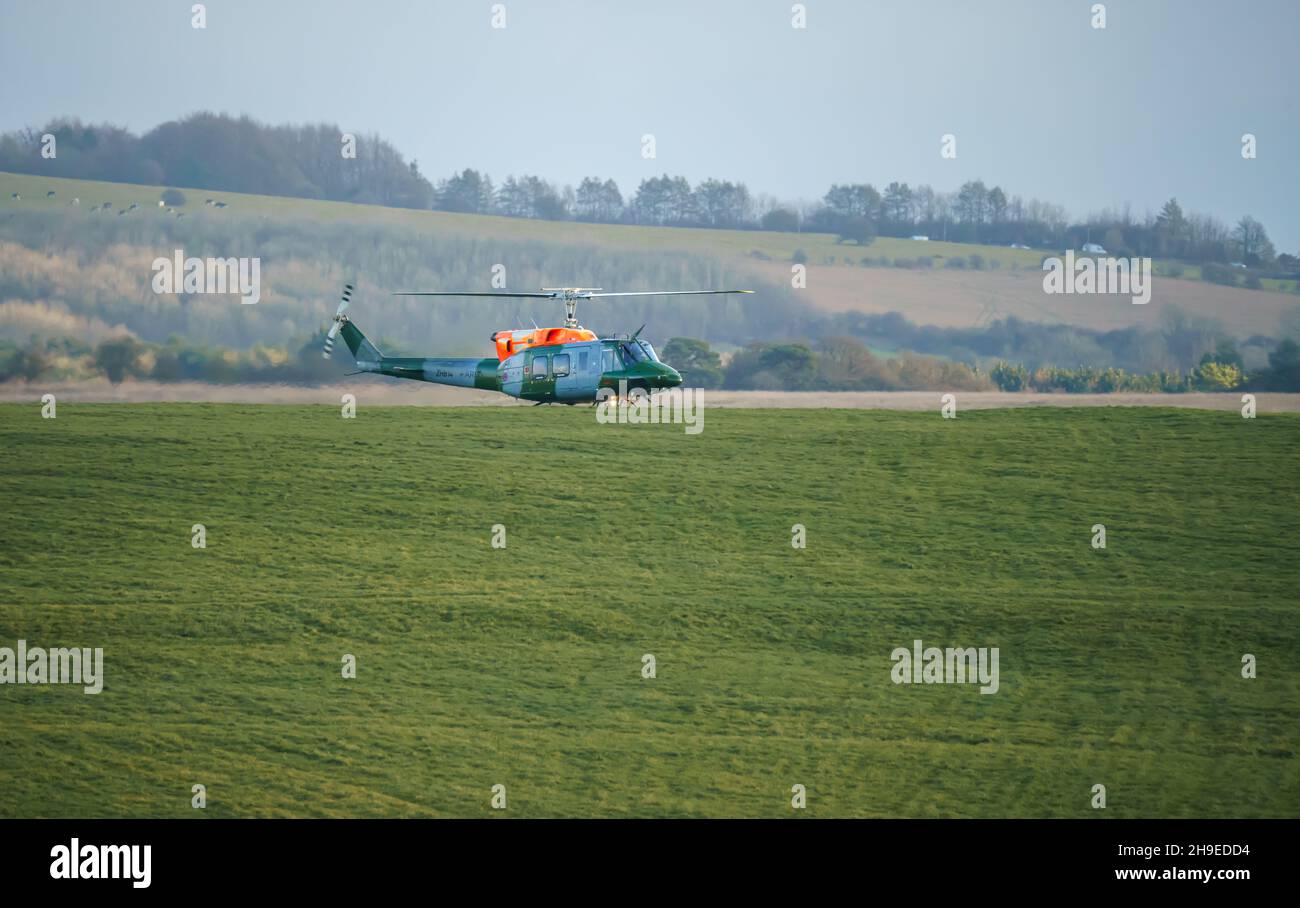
[322,284,753,404]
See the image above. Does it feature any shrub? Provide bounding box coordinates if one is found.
[894,352,991,391]
[0,345,48,382]
[814,336,898,389]
[1159,371,1190,393]
[1095,367,1127,393]
[724,342,818,390]
[760,208,799,232]
[1202,263,1237,286]
[661,337,723,388]
[1193,361,1243,390]
[835,216,876,246]
[1059,367,1099,393]
[991,361,1028,391]
[93,337,144,384]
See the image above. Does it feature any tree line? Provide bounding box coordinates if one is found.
[431,171,1292,272]
[13,327,1294,392]
[2,114,1293,272]
[663,335,1300,393]
[0,114,434,209]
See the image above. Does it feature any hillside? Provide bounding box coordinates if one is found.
[2,171,1297,365]
[747,260,1298,335]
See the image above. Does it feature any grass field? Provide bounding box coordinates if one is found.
[7,169,1293,292]
[0,170,1047,268]
[1,403,1298,817]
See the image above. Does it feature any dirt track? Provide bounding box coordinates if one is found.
[4,380,1299,411]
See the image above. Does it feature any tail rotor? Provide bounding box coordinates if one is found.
[322,283,353,359]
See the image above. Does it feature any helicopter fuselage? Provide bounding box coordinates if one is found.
[353,336,682,404]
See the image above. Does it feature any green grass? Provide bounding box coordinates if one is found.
[1,403,1297,817]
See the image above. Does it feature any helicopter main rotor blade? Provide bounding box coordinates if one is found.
[579,289,754,298]
[393,289,753,300]
[393,291,558,298]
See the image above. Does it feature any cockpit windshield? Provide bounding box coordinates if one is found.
[622,341,659,363]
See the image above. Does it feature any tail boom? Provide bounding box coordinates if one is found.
[325,286,501,392]
[355,354,500,391]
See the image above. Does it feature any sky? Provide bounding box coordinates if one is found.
[2,0,1297,248]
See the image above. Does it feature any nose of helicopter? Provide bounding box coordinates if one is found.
[658,364,683,386]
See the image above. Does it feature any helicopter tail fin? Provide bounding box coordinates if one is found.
[339,319,383,363]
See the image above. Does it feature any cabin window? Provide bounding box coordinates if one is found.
[578,350,589,373]
[530,356,548,378]
[602,348,615,372]
[553,353,570,377]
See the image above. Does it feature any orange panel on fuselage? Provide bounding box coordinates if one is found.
[491,326,598,360]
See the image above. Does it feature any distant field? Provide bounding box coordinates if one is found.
[1,404,1297,817]
[747,260,1299,335]
[4,170,1293,342]
[8,169,1293,290]
[0,170,1045,266]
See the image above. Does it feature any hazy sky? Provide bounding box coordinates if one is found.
[2,0,1297,247]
